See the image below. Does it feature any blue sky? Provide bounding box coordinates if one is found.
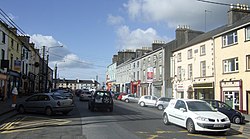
[1,0,249,84]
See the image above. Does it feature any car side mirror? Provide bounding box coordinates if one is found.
[179,108,187,112]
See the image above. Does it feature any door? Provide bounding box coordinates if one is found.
[173,100,187,126]
[247,91,250,114]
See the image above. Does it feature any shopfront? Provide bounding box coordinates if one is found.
[220,80,242,111]
[140,83,149,96]
[130,80,140,96]
[193,83,214,100]
[174,83,184,98]
[0,73,8,100]
[152,81,163,97]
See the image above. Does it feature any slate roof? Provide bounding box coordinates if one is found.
[173,14,250,52]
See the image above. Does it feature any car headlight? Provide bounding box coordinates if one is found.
[223,117,230,122]
[196,116,209,122]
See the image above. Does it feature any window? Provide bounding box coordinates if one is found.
[1,32,6,44]
[159,52,162,62]
[187,49,192,59]
[143,70,146,81]
[137,71,139,80]
[223,57,238,73]
[11,39,14,47]
[1,49,4,60]
[153,67,156,79]
[200,45,206,55]
[177,66,182,80]
[159,65,162,79]
[247,55,250,70]
[200,61,206,77]
[16,43,19,52]
[223,31,238,47]
[177,53,182,62]
[246,26,250,41]
[137,61,139,67]
[188,64,192,79]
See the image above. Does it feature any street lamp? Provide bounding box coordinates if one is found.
[54,60,65,89]
[43,45,63,92]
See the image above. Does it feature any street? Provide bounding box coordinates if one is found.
[0,97,249,139]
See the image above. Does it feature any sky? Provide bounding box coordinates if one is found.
[1,0,249,84]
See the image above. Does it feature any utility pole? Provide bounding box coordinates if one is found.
[42,46,45,93]
[54,63,58,89]
[45,54,49,92]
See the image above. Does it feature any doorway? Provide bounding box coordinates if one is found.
[247,91,250,114]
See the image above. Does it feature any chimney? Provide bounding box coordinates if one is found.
[10,27,17,34]
[228,4,250,25]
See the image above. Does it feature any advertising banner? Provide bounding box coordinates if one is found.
[147,67,153,83]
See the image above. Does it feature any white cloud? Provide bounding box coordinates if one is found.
[124,0,250,30]
[107,14,125,25]
[30,34,93,69]
[116,25,166,50]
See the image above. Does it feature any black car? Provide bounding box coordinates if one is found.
[204,99,245,124]
[88,90,113,112]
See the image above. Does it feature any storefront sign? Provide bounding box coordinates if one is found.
[176,84,184,92]
[221,80,240,87]
[147,67,153,83]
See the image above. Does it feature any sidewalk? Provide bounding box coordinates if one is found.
[0,96,29,124]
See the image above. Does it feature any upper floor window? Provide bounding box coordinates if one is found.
[11,39,14,47]
[246,26,250,41]
[159,65,162,79]
[247,55,250,71]
[200,45,206,56]
[223,31,238,47]
[133,63,135,68]
[1,32,6,44]
[177,53,182,62]
[137,61,139,67]
[153,67,156,80]
[177,66,182,80]
[159,52,162,62]
[187,49,192,59]
[188,64,192,80]
[200,61,206,77]
[223,57,238,73]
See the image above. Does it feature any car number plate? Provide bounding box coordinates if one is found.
[214,124,224,127]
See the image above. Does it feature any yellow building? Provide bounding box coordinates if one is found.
[214,6,250,114]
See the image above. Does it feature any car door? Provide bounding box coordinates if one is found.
[37,95,51,113]
[173,100,187,127]
[150,96,157,106]
[217,101,232,119]
[24,95,39,112]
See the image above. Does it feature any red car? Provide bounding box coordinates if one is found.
[117,93,127,100]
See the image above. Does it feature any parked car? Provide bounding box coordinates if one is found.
[155,97,172,110]
[113,92,121,100]
[117,93,127,100]
[52,89,74,99]
[121,94,139,103]
[204,99,245,124]
[88,90,113,112]
[79,90,92,101]
[16,93,74,116]
[163,99,231,134]
[138,95,158,107]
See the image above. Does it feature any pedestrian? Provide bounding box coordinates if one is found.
[11,87,18,107]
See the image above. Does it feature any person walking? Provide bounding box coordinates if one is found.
[11,87,18,107]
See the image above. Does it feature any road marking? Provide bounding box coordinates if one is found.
[187,134,226,139]
[147,134,159,139]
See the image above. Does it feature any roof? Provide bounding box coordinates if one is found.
[173,14,250,52]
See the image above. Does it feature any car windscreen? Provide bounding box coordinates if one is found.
[187,101,215,111]
[95,91,111,97]
[51,95,66,100]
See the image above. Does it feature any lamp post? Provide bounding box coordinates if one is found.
[43,45,63,92]
[54,60,65,89]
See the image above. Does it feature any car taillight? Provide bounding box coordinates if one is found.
[57,101,61,106]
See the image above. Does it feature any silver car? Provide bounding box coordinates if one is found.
[16,93,74,116]
[155,97,172,110]
[79,90,92,101]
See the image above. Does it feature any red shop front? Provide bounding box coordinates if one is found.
[130,80,140,94]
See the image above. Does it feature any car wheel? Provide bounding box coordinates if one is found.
[140,102,145,107]
[163,113,170,125]
[45,107,53,116]
[102,96,110,104]
[233,115,241,124]
[186,119,196,133]
[18,105,25,114]
[158,105,164,110]
[125,99,129,103]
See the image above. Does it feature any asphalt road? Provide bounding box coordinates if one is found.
[0,97,249,139]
